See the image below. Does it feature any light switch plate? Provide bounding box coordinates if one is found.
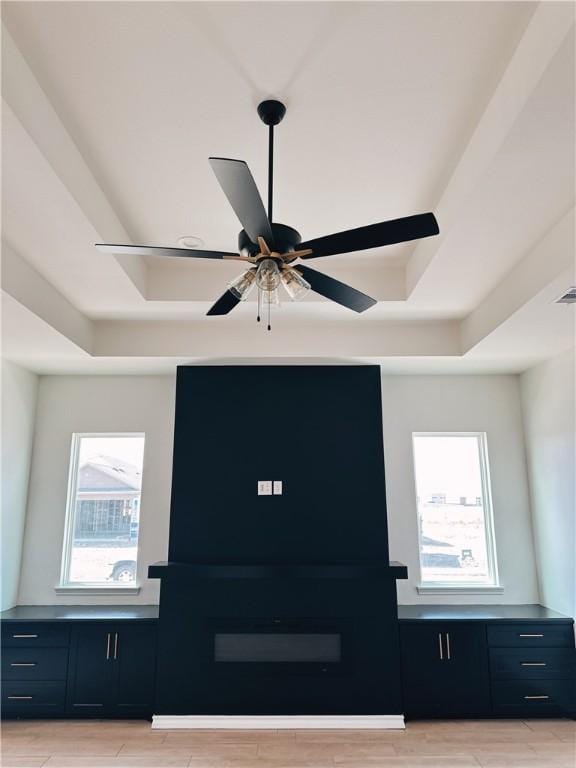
[258,480,272,496]
[273,481,283,495]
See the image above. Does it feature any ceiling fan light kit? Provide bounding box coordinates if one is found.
[282,268,311,301]
[96,99,440,330]
[256,258,282,292]
[228,268,257,301]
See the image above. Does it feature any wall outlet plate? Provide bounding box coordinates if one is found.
[258,480,272,496]
[273,481,283,495]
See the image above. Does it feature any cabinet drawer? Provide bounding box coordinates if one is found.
[2,647,69,681]
[1,623,70,648]
[492,679,575,716]
[2,681,66,715]
[487,624,573,648]
[490,648,576,680]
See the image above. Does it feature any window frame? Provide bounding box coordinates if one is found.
[58,431,145,593]
[411,431,500,592]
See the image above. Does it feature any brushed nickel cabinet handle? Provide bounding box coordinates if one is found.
[113,633,119,660]
[445,632,451,660]
[106,632,111,660]
[10,663,37,667]
[518,633,544,638]
[524,695,549,700]
[521,662,547,666]
[8,696,33,700]
[438,632,443,660]
[12,634,38,639]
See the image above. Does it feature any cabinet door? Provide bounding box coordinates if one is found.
[400,623,447,715]
[67,626,116,715]
[400,622,489,717]
[114,625,157,713]
[441,624,490,715]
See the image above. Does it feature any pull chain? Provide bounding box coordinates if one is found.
[257,288,261,323]
[267,292,271,331]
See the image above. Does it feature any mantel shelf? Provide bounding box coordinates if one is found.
[148,561,408,580]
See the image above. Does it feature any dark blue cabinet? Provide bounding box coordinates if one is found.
[400,622,490,717]
[398,607,575,720]
[67,624,157,716]
[116,625,157,711]
[67,625,117,714]
[487,622,576,717]
[0,608,158,719]
[1,621,69,717]
[2,605,573,720]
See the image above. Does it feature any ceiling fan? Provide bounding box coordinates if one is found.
[96,100,439,329]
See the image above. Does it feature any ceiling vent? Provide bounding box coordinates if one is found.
[555,287,576,304]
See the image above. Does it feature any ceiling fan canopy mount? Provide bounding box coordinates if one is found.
[96,99,440,323]
[257,99,287,127]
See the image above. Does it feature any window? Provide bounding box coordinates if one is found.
[60,434,145,588]
[412,433,498,588]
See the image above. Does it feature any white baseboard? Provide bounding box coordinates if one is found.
[151,714,405,730]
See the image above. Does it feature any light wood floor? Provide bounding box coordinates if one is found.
[1,718,574,768]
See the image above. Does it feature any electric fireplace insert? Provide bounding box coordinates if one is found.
[211,617,349,675]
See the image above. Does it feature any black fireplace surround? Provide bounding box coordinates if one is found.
[150,365,407,716]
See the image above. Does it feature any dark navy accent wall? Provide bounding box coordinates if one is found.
[152,364,405,717]
[168,365,389,564]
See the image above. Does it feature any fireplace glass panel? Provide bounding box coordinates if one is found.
[214,633,341,663]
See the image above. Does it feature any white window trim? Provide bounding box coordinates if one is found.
[55,585,140,596]
[416,585,504,595]
[411,431,501,591]
[58,432,145,592]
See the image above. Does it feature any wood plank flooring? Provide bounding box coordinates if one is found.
[1,719,574,768]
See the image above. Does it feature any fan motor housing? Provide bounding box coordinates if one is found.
[239,223,301,257]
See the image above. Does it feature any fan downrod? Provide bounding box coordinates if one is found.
[257,100,286,126]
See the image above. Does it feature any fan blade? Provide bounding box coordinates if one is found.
[206,290,241,316]
[95,244,245,260]
[295,265,376,313]
[209,158,274,246]
[299,213,439,259]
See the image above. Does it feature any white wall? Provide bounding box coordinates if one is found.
[18,376,175,605]
[383,374,538,604]
[1,360,38,610]
[18,370,539,606]
[520,348,575,618]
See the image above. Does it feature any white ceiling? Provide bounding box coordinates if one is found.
[1,1,574,374]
